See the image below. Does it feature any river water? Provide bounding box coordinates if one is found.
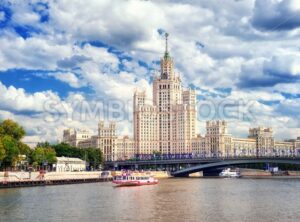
[0,178,300,222]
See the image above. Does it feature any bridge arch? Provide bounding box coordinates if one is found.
[172,159,300,177]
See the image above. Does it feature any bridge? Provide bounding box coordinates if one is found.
[172,158,300,177]
[105,157,300,177]
[106,158,216,168]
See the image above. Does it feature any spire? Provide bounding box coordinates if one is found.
[161,32,174,80]
[164,32,170,58]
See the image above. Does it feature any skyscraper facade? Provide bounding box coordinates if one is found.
[134,34,197,155]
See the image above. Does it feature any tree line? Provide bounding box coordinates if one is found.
[0,119,103,171]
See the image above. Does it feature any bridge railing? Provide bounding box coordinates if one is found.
[111,152,300,163]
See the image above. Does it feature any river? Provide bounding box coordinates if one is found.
[0,178,300,222]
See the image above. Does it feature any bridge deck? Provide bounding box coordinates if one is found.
[172,158,300,177]
[106,157,300,167]
[105,158,300,177]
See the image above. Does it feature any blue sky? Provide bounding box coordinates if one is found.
[0,0,299,145]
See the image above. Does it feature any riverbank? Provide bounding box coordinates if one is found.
[0,170,171,188]
[188,168,300,178]
[1,169,300,188]
[241,168,300,177]
[0,171,113,188]
[0,170,170,182]
[0,171,106,182]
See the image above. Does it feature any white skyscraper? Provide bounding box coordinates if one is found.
[134,33,197,155]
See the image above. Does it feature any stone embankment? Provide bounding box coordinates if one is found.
[0,171,105,182]
[0,170,171,182]
[181,169,300,178]
[0,171,112,188]
[240,169,272,177]
[241,169,300,177]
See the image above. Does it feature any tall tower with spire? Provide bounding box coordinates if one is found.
[134,33,197,155]
[160,33,174,80]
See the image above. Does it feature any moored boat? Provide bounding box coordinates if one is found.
[219,168,241,178]
[112,172,158,186]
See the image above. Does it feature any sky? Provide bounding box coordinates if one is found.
[0,0,299,146]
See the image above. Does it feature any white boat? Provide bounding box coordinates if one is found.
[112,172,158,186]
[219,168,241,178]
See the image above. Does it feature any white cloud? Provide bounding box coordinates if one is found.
[80,61,152,101]
[8,1,39,25]
[0,34,72,71]
[0,11,5,22]
[48,72,87,88]
[264,53,300,76]
[12,11,40,26]
[79,44,119,66]
[251,0,300,31]
[274,82,300,94]
[0,0,299,143]
[0,81,62,112]
[0,82,106,145]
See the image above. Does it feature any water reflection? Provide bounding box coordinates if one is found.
[0,178,300,222]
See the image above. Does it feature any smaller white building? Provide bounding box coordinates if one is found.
[54,157,86,172]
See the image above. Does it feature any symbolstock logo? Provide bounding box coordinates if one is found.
[43,98,256,124]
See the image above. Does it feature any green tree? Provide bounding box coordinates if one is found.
[85,148,103,169]
[0,119,25,141]
[44,147,57,164]
[52,143,103,169]
[0,119,31,169]
[32,147,45,165]
[0,138,6,162]
[1,135,19,167]
[36,141,51,148]
[0,124,4,137]
[32,146,57,166]
[52,143,82,158]
[18,142,32,163]
[18,142,31,156]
